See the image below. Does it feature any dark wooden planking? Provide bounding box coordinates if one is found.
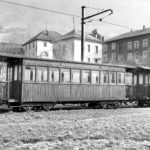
[21,83,126,103]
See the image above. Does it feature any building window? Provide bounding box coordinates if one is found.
[44,42,47,47]
[49,68,59,82]
[71,69,80,83]
[25,66,35,81]
[134,52,139,61]
[37,67,48,82]
[88,44,90,52]
[100,71,108,84]
[103,44,107,51]
[134,41,139,49]
[95,46,98,53]
[127,53,133,61]
[82,70,90,84]
[143,51,148,59]
[88,58,90,62]
[103,54,107,62]
[117,72,125,84]
[112,43,116,50]
[61,69,70,83]
[127,42,132,50]
[143,39,148,48]
[63,44,66,52]
[91,71,99,84]
[111,53,116,61]
[109,72,116,84]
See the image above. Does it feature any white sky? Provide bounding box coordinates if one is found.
[0,0,150,43]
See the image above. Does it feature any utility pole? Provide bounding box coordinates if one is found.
[81,6,85,62]
[81,6,113,62]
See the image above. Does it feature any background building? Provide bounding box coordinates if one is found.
[23,30,61,59]
[53,30,103,63]
[103,26,150,66]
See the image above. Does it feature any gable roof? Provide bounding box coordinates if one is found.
[23,30,62,45]
[106,27,150,42]
[54,29,102,43]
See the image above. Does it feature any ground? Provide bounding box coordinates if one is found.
[0,107,150,150]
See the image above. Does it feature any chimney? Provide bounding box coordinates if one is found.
[143,25,146,30]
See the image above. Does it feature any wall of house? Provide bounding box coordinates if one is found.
[74,39,102,63]
[23,41,37,57]
[53,39,74,61]
[103,33,150,65]
[23,40,53,59]
[37,40,53,59]
[53,38,102,63]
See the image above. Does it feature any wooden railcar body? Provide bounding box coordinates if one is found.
[0,53,132,107]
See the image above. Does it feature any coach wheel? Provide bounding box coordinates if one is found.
[24,106,33,112]
[12,107,22,112]
[138,101,144,107]
[43,105,53,111]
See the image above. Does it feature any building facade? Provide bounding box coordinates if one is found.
[53,30,103,63]
[23,30,61,59]
[103,26,150,66]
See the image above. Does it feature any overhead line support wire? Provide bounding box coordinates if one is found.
[0,0,80,18]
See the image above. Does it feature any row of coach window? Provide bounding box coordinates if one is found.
[24,66,125,84]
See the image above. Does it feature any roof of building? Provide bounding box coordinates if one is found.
[54,29,102,43]
[23,30,62,45]
[106,27,150,42]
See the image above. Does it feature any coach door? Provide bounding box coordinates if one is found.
[0,61,8,101]
[8,59,22,101]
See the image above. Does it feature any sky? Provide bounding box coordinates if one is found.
[0,0,150,44]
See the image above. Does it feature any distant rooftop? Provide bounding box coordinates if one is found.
[54,29,102,43]
[23,30,62,45]
[0,42,23,55]
[106,27,150,42]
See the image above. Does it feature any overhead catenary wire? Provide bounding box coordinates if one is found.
[0,0,135,30]
[0,0,80,18]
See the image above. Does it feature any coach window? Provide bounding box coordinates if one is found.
[139,74,143,85]
[145,74,148,84]
[49,68,59,82]
[109,72,116,84]
[37,67,48,82]
[117,72,125,84]
[82,70,90,84]
[72,69,80,83]
[61,69,70,83]
[133,74,137,85]
[25,66,35,81]
[100,71,108,84]
[91,71,99,84]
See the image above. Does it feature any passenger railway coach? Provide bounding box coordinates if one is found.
[0,53,149,111]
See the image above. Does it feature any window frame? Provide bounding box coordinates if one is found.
[60,68,71,83]
[100,70,109,85]
[117,72,125,85]
[91,70,100,84]
[49,67,60,83]
[71,69,81,84]
[81,69,91,84]
[24,65,36,82]
[109,71,117,85]
[127,42,132,50]
[134,41,139,49]
[143,39,148,48]
[36,66,48,82]
[111,43,116,50]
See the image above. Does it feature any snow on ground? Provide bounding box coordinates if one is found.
[0,108,150,150]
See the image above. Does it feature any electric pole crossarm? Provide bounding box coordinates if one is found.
[83,9,113,20]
